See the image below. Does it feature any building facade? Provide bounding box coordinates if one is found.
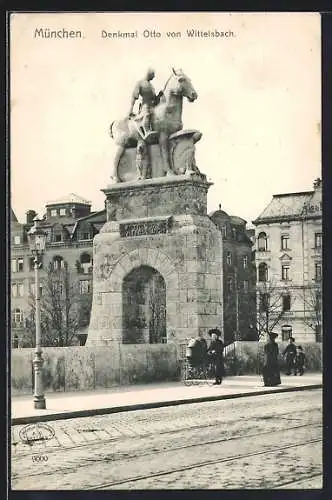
[252,179,322,343]
[11,193,255,347]
[209,206,256,345]
[11,194,106,347]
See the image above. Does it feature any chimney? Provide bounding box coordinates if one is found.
[313,178,322,189]
[26,210,37,224]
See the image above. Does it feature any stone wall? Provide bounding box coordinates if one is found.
[224,341,322,375]
[11,343,179,395]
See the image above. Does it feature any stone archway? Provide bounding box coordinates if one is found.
[123,266,166,344]
[94,248,180,343]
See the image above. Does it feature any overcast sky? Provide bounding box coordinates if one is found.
[10,12,321,227]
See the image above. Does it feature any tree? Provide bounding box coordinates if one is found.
[148,273,166,343]
[25,262,92,347]
[223,288,257,344]
[256,280,289,341]
[296,283,322,341]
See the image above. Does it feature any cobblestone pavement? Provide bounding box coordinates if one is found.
[11,389,322,490]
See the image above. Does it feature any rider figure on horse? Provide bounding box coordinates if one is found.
[127,68,163,141]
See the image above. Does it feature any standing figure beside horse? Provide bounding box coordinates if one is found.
[109,67,199,182]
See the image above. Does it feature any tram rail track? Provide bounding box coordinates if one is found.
[88,438,322,490]
[12,420,322,482]
[12,406,321,459]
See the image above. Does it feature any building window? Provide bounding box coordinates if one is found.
[12,258,24,273]
[259,293,269,312]
[12,284,17,297]
[243,280,249,292]
[315,263,322,281]
[29,257,35,271]
[12,308,24,324]
[14,235,21,245]
[53,256,65,270]
[51,209,57,217]
[258,263,268,282]
[79,253,93,274]
[226,252,232,265]
[80,280,91,295]
[315,233,322,249]
[282,294,291,311]
[222,226,227,239]
[281,235,290,250]
[257,232,268,251]
[29,282,35,295]
[281,325,292,341]
[227,277,233,292]
[281,265,290,281]
[80,232,91,241]
[54,233,62,243]
[243,255,248,269]
[59,208,66,216]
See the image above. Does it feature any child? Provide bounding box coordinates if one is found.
[294,345,306,376]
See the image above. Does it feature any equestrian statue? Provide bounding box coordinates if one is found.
[109,68,203,182]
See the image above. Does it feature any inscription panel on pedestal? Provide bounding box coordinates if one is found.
[120,218,172,238]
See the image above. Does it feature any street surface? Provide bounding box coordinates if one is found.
[11,389,322,490]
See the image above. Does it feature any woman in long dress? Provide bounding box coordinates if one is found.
[262,332,281,387]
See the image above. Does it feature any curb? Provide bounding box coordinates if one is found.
[12,383,322,425]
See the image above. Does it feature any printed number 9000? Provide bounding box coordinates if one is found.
[32,455,48,462]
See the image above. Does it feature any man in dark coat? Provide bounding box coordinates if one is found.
[207,328,224,385]
[283,337,297,375]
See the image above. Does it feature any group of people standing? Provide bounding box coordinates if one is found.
[262,334,306,387]
[186,329,307,388]
[186,328,224,385]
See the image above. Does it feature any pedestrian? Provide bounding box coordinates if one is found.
[262,332,281,387]
[283,337,297,375]
[294,345,306,376]
[207,328,224,385]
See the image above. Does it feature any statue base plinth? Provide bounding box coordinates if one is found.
[87,175,224,347]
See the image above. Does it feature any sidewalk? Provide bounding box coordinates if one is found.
[11,373,322,425]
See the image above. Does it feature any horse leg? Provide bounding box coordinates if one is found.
[110,146,124,183]
[136,139,148,180]
[159,132,172,176]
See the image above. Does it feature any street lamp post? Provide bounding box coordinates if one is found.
[27,217,47,410]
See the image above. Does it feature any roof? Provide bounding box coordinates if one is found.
[11,209,18,223]
[46,193,91,206]
[209,209,229,219]
[229,215,247,226]
[253,189,322,224]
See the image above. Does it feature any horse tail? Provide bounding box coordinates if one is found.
[109,121,115,138]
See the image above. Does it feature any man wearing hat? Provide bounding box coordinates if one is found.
[283,336,297,375]
[207,328,224,385]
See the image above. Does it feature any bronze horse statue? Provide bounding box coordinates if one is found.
[109,68,198,182]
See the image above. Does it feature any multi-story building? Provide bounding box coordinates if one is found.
[252,178,322,343]
[210,206,256,344]
[11,193,256,347]
[11,194,106,347]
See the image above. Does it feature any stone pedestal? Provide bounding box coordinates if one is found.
[86,174,224,346]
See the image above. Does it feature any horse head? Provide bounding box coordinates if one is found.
[168,68,198,103]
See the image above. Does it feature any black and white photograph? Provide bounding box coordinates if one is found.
[10,11,322,490]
